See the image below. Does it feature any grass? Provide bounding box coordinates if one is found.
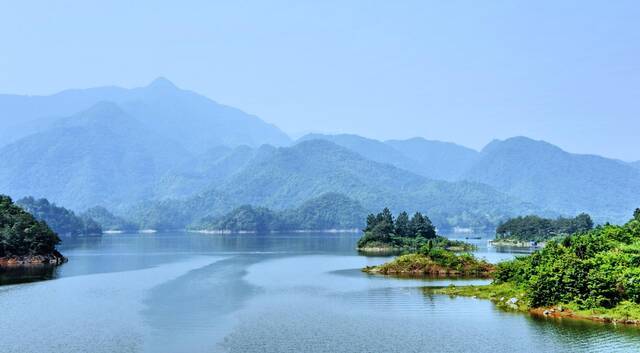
[363,252,494,277]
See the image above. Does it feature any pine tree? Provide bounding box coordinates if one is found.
[395,211,410,237]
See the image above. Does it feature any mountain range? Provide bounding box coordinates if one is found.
[1,78,638,229]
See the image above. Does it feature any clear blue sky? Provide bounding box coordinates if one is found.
[1,1,639,160]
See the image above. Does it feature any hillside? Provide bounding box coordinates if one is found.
[16,197,101,237]
[0,77,290,152]
[298,133,479,181]
[0,102,188,210]
[385,137,479,180]
[463,137,640,223]
[192,193,371,232]
[191,140,541,230]
[152,145,261,200]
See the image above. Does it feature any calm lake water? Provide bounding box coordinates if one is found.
[0,232,638,352]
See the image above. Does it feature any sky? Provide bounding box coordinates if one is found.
[1,1,639,161]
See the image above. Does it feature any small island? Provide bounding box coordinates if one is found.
[364,250,494,277]
[0,195,66,266]
[489,213,593,247]
[357,208,473,252]
[357,208,487,277]
[436,209,640,326]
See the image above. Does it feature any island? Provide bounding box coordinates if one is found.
[356,208,473,252]
[363,249,494,277]
[489,213,593,247]
[0,195,66,266]
[357,208,488,277]
[435,209,640,326]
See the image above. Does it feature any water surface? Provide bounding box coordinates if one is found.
[0,232,638,352]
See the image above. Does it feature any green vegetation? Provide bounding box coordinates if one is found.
[80,206,138,232]
[357,208,473,251]
[0,195,61,258]
[364,250,494,277]
[438,209,640,324]
[495,213,593,242]
[17,197,101,236]
[191,193,368,232]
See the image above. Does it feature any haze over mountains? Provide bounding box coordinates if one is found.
[1,78,638,229]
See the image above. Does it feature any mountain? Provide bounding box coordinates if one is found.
[0,102,188,210]
[0,77,290,152]
[631,161,640,170]
[152,144,262,200]
[297,134,479,181]
[297,133,418,172]
[462,137,640,223]
[196,140,541,229]
[385,137,479,180]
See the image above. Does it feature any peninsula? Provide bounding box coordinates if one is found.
[0,195,66,266]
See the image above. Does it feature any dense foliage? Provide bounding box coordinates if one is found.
[192,193,368,232]
[0,195,60,257]
[81,206,138,232]
[356,208,471,250]
[493,210,640,310]
[496,214,594,242]
[17,197,102,236]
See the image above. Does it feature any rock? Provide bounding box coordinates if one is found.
[543,310,551,316]
[508,297,518,304]
[500,297,505,302]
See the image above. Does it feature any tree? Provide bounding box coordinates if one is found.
[410,212,436,239]
[395,211,410,237]
[634,208,640,222]
[364,213,378,233]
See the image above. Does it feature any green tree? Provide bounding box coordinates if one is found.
[395,211,410,237]
[410,212,436,239]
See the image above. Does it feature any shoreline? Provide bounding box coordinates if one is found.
[0,251,67,267]
[488,239,545,248]
[189,228,361,234]
[433,284,640,327]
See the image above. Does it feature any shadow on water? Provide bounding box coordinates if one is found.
[0,265,59,285]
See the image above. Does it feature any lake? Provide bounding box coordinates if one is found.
[0,232,638,352]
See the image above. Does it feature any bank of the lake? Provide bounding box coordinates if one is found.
[0,250,67,266]
[433,283,640,326]
[489,239,545,248]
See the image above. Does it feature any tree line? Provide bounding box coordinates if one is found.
[496,213,594,242]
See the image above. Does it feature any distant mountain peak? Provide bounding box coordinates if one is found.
[482,136,561,154]
[147,77,179,91]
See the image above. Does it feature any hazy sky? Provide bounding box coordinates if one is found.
[1,1,639,160]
